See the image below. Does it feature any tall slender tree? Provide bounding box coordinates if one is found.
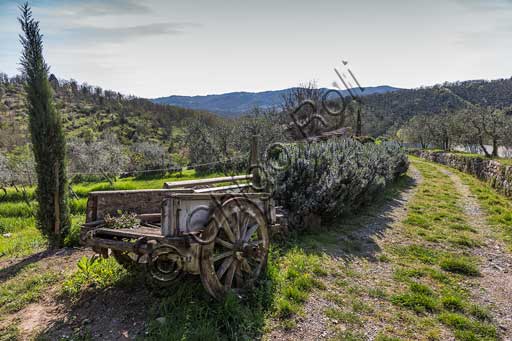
[19,3,70,247]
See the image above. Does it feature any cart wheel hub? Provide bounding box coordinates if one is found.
[234,251,243,261]
[242,243,261,258]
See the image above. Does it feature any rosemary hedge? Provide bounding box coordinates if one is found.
[268,138,408,225]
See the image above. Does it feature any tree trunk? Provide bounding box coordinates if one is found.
[356,107,362,137]
[492,138,499,157]
[479,137,491,157]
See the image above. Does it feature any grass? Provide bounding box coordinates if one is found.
[145,284,271,340]
[390,244,441,264]
[439,256,480,276]
[438,312,497,340]
[0,169,225,261]
[0,264,59,314]
[0,168,279,340]
[62,256,130,299]
[1,157,508,339]
[143,244,331,339]
[313,166,494,339]
[378,159,497,340]
[391,283,439,314]
[56,237,332,339]
[0,324,20,340]
[271,248,328,319]
[454,170,512,249]
[324,307,362,325]
[0,224,46,259]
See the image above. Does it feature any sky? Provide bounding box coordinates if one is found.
[0,0,511,98]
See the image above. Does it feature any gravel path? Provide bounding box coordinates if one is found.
[265,167,423,340]
[437,167,512,340]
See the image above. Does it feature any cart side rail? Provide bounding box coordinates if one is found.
[85,189,185,223]
[163,174,252,189]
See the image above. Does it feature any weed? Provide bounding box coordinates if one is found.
[324,308,362,325]
[378,253,391,262]
[332,330,367,340]
[391,292,439,314]
[409,282,434,296]
[467,304,492,322]
[439,312,496,340]
[375,334,402,341]
[146,280,272,340]
[448,235,479,248]
[352,299,373,313]
[368,287,388,299]
[440,295,465,312]
[62,256,129,298]
[275,297,300,318]
[439,256,479,276]
[391,245,440,264]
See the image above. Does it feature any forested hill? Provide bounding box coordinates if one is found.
[152,86,400,117]
[0,74,221,150]
[363,77,512,136]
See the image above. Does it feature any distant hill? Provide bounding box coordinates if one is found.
[151,86,401,117]
[362,77,512,136]
[0,76,221,150]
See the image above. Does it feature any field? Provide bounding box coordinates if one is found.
[1,158,512,340]
[0,169,226,261]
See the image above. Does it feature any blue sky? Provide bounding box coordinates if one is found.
[0,0,511,97]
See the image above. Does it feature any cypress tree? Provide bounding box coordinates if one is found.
[19,3,70,247]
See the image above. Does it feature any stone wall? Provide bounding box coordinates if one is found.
[410,150,512,198]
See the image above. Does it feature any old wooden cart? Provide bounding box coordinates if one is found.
[80,174,281,299]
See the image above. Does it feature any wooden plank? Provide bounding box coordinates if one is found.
[87,189,175,221]
[164,174,252,189]
[138,213,161,222]
[94,226,162,239]
[85,195,98,223]
[168,192,270,200]
[85,237,142,253]
[193,183,251,193]
[88,189,175,195]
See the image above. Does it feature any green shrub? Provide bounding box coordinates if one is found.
[268,138,408,228]
[62,256,128,298]
[104,212,140,229]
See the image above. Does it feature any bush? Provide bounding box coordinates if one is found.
[267,138,408,226]
[104,212,140,229]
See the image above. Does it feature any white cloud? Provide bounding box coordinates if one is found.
[61,22,200,44]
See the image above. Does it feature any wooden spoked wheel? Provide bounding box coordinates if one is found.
[200,197,269,299]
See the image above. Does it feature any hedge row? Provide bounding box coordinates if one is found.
[410,150,512,198]
[267,138,409,226]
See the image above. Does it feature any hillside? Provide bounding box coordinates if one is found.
[364,77,512,136]
[151,86,401,117]
[3,74,512,147]
[0,75,221,151]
